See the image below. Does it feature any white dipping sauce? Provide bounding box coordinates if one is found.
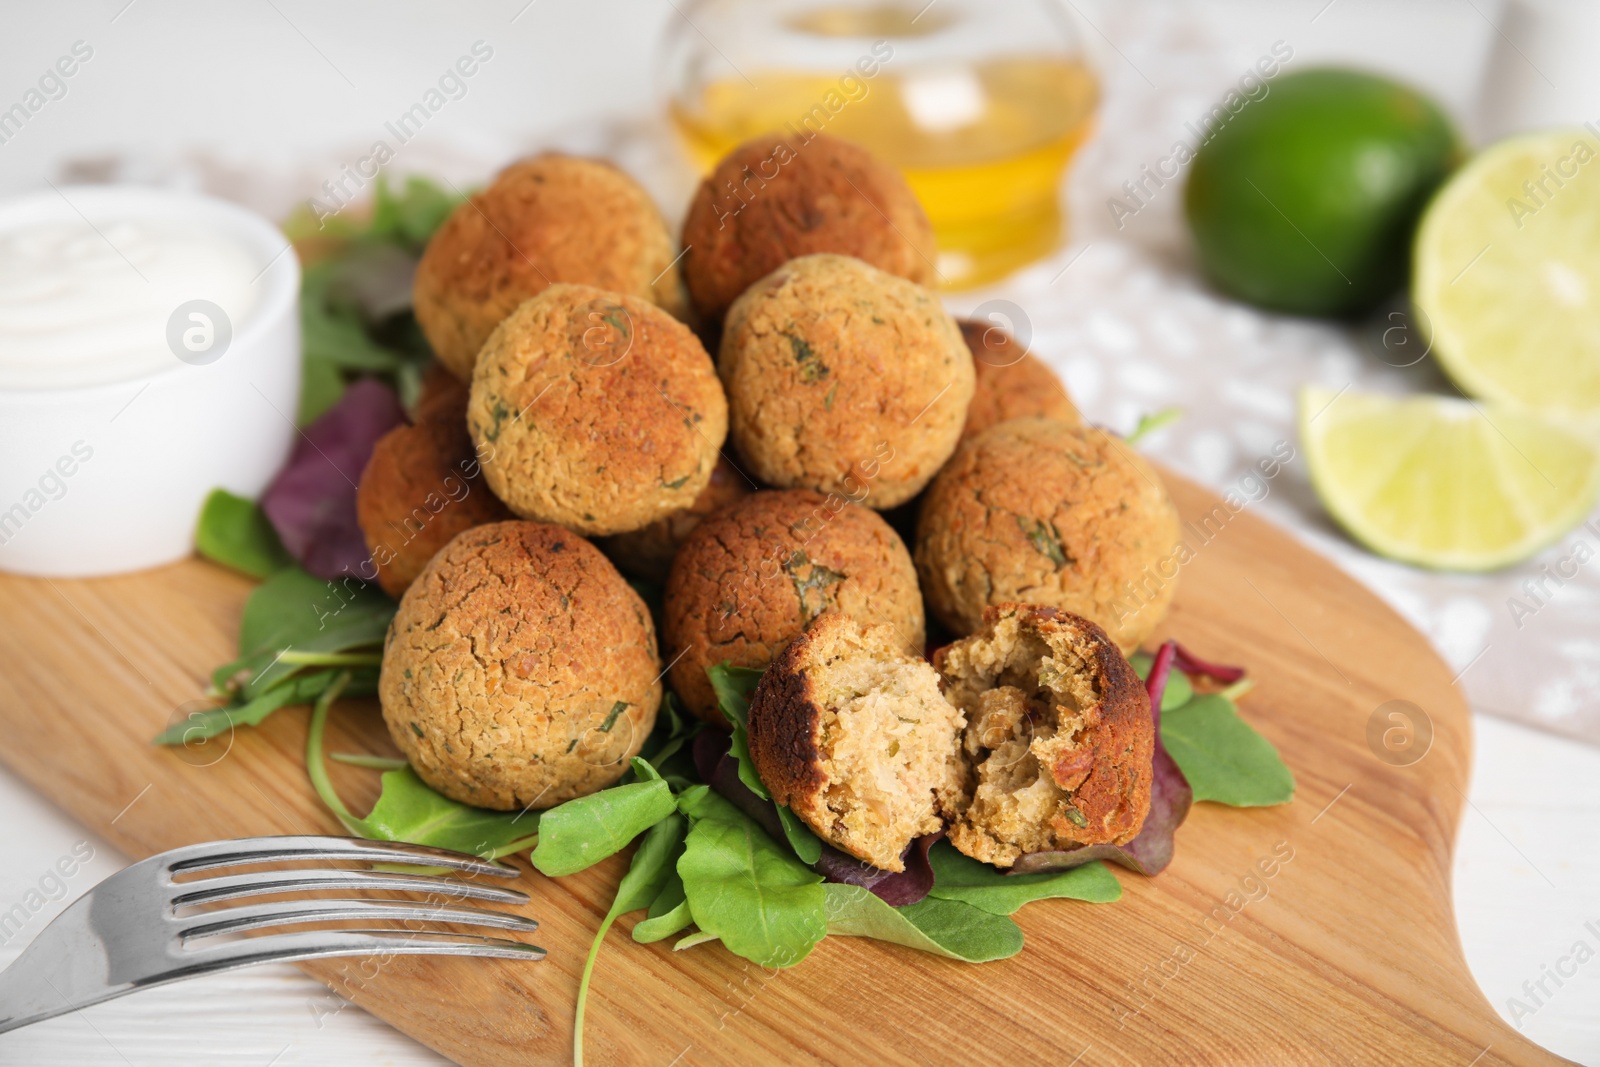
[0,218,262,390]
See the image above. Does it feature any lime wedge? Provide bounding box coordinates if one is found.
[1414,129,1600,414]
[1301,387,1600,571]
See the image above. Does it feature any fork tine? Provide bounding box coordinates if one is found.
[180,929,547,976]
[162,836,521,878]
[179,898,540,941]
[172,868,529,908]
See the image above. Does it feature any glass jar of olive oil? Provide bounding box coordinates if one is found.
[660,0,1098,289]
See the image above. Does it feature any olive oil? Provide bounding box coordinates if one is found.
[671,55,1098,288]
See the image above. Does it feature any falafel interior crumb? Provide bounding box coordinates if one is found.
[811,625,966,872]
[938,612,1106,867]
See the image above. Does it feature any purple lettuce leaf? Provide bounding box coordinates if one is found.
[261,378,405,581]
[691,730,936,905]
[1010,641,1193,877]
[1172,642,1246,684]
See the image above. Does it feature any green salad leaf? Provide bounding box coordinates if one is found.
[706,662,820,862]
[212,566,394,699]
[632,867,692,944]
[194,489,292,579]
[303,678,540,858]
[574,812,686,1067]
[1161,694,1295,807]
[775,804,824,865]
[675,785,826,968]
[707,662,769,800]
[926,842,1120,914]
[531,759,678,877]
[154,667,375,745]
[823,884,1023,963]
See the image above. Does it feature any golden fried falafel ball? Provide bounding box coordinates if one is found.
[719,254,973,509]
[414,155,688,380]
[956,319,1081,443]
[748,612,965,871]
[410,362,470,425]
[379,521,661,810]
[934,604,1153,867]
[467,284,728,537]
[915,418,1181,650]
[355,415,511,599]
[663,489,924,722]
[597,455,754,582]
[681,132,937,323]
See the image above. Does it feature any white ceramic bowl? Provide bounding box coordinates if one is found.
[0,186,301,577]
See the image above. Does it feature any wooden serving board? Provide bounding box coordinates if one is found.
[0,472,1568,1066]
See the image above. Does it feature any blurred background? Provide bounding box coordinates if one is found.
[3,1,1600,1063]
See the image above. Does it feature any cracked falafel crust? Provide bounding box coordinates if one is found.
[414,154,688,381]
[719,254,973,509]
[915,417,1181,650]
[379,520,662,810]
[467,283,728,537]
[663,489,925,723]
[680,132,936,322]
[934,604,1153,868]
[748,612,965,871]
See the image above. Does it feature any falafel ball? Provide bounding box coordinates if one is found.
[681,132,937,322]
[598,455,753,582]
[664,488,925,722]
[379,521,662,810]
[467,284,728,537]
[957,319,1081,443]
[356,415,511,598]
[934,605,1153,867]
[411,362,470,425]
[915,417,1180,650]
[719,254,973,509]
[414,155,688,380]
[748,612,965,871]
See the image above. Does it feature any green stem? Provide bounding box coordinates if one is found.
[573,907,621,1067]
[305,671,362,834]
[1127,406,1184,446]
[328,752,410,770]
[489,833,540,860]
[279,650,382,667]
[1218,676,1256,703]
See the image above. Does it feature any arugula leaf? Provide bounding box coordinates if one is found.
[531,759,678,877]
[822,884,1023,963]
[1161,694,1294,807]
[574,813,685,1067]
[304,677,539,858]
[212,566,394,699]
[926,842,1120,914]
[707,662,768,799]
[775,804,824,865]
[154,667,375,745]
[675,785,826,968]
[631,867,692,944]
[194,489,293,579]
[298,351,348,426]
[639,692,699,773]
[369,175,461,250]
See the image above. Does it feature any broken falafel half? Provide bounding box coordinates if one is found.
[747,612,966,871]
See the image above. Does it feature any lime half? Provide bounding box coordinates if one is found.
[1414,129,1600,414]
[1301,387,1600,570]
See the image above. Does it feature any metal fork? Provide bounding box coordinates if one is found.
[0,835,545,1033]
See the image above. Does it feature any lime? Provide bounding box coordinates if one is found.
[1185,69,1460,317]
[1414,129,1600,414]
[1301,386,1600,571]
